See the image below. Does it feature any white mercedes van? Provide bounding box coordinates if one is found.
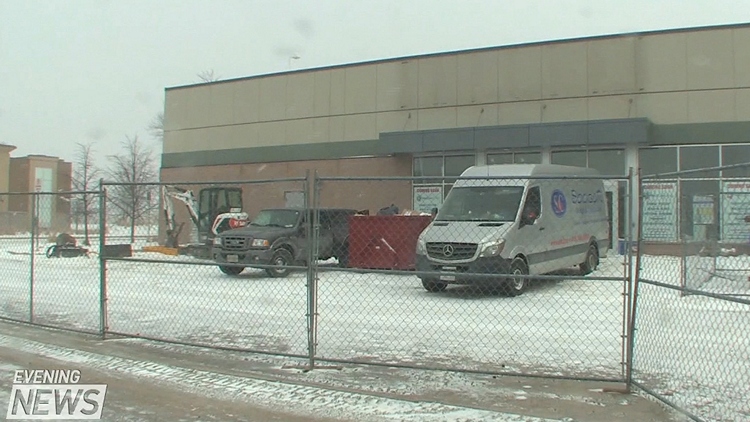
[415,164,609,295]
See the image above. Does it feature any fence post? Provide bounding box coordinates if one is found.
[312,171,321,366]
[680,237,687,296]
[621,169,634,381]
[29,193,36,323]
[98,180,108,339]
[304,170,317,370]
[625,168,643,391]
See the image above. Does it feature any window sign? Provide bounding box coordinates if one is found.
[413,186,442,214]
[692,195,715,241]
[641,182,678,241]
[720,181,750,243]
[692,195,715,225]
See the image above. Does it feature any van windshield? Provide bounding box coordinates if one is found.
[435,186,524,222]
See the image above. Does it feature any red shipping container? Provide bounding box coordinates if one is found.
[347,215,433,270]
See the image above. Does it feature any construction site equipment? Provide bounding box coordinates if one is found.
[162,185,249,256]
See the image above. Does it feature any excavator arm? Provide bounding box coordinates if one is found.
[162,184,249,250]
[162,185,201,247]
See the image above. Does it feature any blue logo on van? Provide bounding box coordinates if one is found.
[551,190,567,217]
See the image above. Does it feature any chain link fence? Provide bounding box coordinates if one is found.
[0,193,33,323]
[3,165,750,421]
[0,190,101,333]
[313,173,633,380]
[632,164,750,422]
[100,177,313,358]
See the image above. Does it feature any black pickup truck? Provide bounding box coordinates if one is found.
[212,207,357,277]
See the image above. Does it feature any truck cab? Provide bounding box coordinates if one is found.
[212,208,357,277]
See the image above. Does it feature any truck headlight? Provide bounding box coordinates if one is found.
[252,239,270,247]
[481,240,505,257]
[416,236,426,254]
[213,237,222,246]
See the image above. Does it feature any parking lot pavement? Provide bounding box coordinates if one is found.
[0,320,678,422]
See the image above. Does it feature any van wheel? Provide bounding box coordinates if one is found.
[580,243,599,275]
[422,279,447,292]
[505,258,529,297]
[219,265,244,276]
[266,249,293,278]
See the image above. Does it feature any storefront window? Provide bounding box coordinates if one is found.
[639,147,677,177]
[487,153,512,165]
[413,154,475,212]
[487,151,541,165]
[722,145,750,178]
[680,145,720,178]
[551,150,586,167]
[444,155,475,182]
[588,149,626,176]
[679,179,720,240]
[413,156,442,184]
[514,152,542,164]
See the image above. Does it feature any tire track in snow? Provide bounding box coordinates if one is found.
[0,334,558,422]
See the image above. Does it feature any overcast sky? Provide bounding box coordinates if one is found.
[1,0,749,168]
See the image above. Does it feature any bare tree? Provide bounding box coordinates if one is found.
[106,135,158,243]
[197,69,220,83]
[72,142,99,245]
[148,111,164,142]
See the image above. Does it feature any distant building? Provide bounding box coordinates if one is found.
[0,144,14,212]
[0,148,73,234]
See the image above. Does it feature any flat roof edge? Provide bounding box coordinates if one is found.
[165,22,750,91]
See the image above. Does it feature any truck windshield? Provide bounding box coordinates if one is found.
[250,210,300,228]
[436,186,524,222]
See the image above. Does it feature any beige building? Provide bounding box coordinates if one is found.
[162,23,750,246]
[0,154,73,234]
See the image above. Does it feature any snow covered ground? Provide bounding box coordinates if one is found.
[634,256,750,422]
[0,237,748,421]
[0,241,628,378]
[0,336,560,422]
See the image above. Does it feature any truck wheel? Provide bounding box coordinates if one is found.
[580,243,599,275]
[266,249,293,278]
[219,265,244,276]
[505,258,529,297]
[422,279,447,292]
